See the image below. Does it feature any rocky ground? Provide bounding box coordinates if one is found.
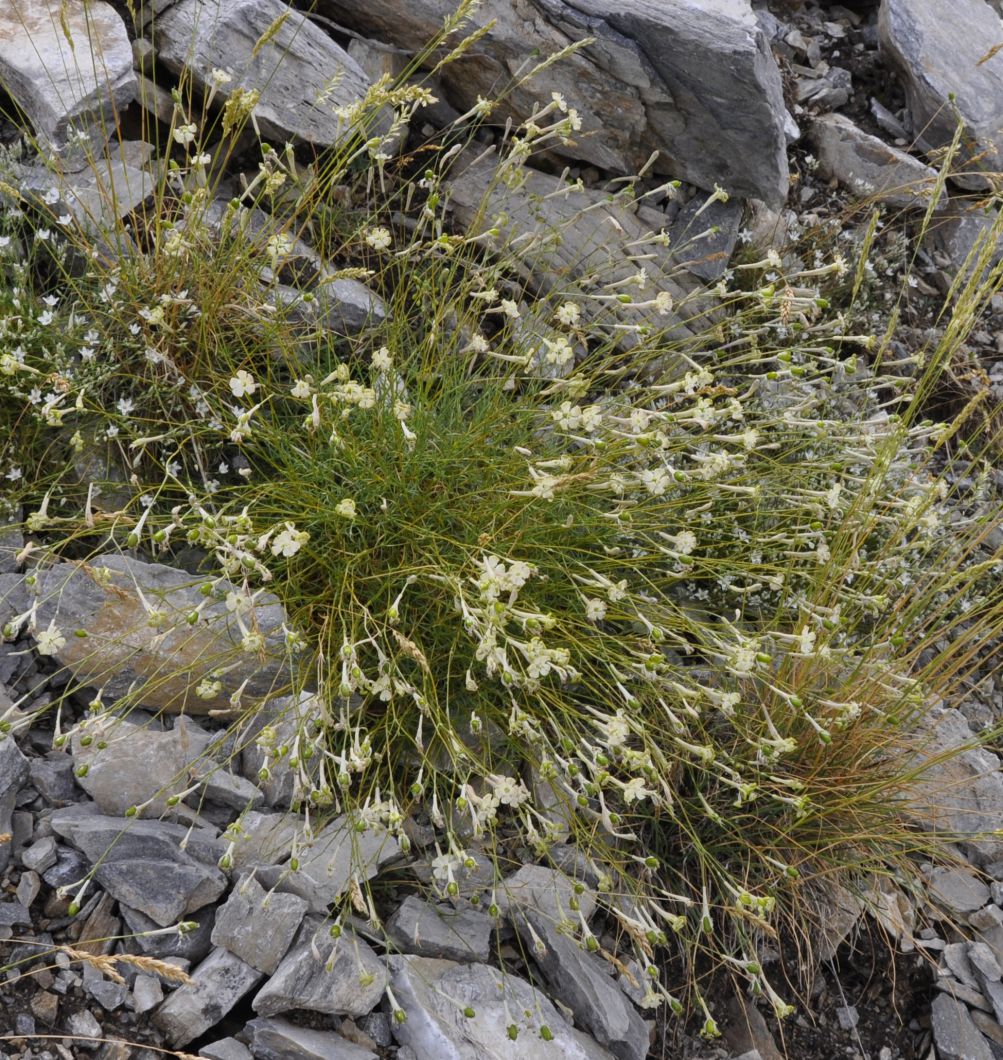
[0,0,1002,1058]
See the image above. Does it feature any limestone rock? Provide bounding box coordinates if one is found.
[210,873,306,974]
[387,895,494,963]
[17,142,157,234]
[120,902,215,963]
[316,0,789,204]
[0,735,29,872]
[908,704,1003,864]
[254,815,399,912]
[252,919,387,1018]
[931,993,996,1060]
[245,1017,377,1060]
[267,279,388,340]
[445,151,699,362]
[71,714,213,817]
[514,905,649,1060]
[32,554,292,715]
[154,947,263,1047]
[227,809,300,871]
[389,955,615,1060]
[496,863,597,922]
[809,113,943,209]
[154,0,372,147]
[879,0,1003,189]
[50,810,226,926]
[0,0,135,152]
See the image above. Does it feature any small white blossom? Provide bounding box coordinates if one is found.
[229,370,257,398]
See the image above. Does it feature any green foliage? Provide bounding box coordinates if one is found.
[1,2,1002,1028]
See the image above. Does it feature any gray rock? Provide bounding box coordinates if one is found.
[316,0,789,204]
[17,141,157,235]
[210,873,305,974]
[252,919,387,1018]
[16,870,40,908]
[227,809,299,871]
[809,113,943,209]
[796,63,853,109]
[835,1006,859,1031]
[387,895,494,963]
[943,941,979,988]
[389,955,616,1060]
[255,814,399,913]
[267,280,388,341]
[66,1008,102,1046]
[667,196,744,283]
[0,0,136,152]
[513,905,649,1060]
[42,845,89,889]
[925,201,1003,286]
[982,979,1003,1025]
[245,1017,377,1060]
[927,865,991,914]
[198,1039,252,1060]
[879,0,1003,189]
[131,974,164,1015]
[907,704,1003,864]
[29,754,76,804]
[0,901,31,928]
[154,0,372,147]
[154,947,263,1047]
[120,902,215,963]
[931,993,996,1060]
[21,834,58,873]
[51,810,226,927]
[199,1039,252,1060]
[496,864,597,922]
[970,941,1003,983]
[240,692,318,808]
[71,715,213,817]
[446,151,698,357]
[0,735,29,871]
[194,767,264,813]
[972,1009,1003,1053]
[33,554,291,715]
[82,960,129,1010]
[935,975,995,1014]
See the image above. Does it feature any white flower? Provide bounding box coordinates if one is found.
[211,68,233,85]
[271,523,310,558]
[673,530,697,555]
[335,498,357,519]
[290,377,313,399]
[654,291,673,315]
[798,625,816,655]
[173,122,198,146]
[584,597,607,622]
[365,226,392,251]
[622,777,654,804]
[229,370,257,398]
[35,622,66,656]
[116,396,135,417]
[372,346,392,371]
[490,774,530,807]
[639,467,670,496]
[500,298,520,319]
[603,712,630,748]
[42,187,60,205]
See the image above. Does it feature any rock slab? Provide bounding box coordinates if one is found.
[389,955,615,1060]
[154,0,372,147]
[33,555,290,715]
[316,0,789,203]
[880,0,1003,188]
[0,0,136,150]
